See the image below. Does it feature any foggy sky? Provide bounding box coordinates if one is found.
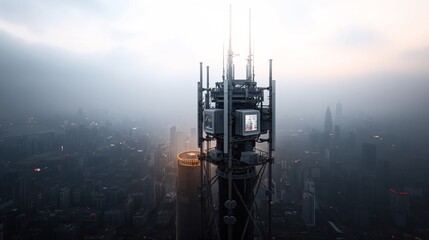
[0,0,428,130]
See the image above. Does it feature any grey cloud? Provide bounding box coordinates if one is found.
[0,29,196,124]
[0,0,124,30]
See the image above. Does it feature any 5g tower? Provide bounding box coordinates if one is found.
[197,9,276,240]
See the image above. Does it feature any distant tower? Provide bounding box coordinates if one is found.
[335,102,343,124]
[302,179,316,227]
[169,126,177,163]
[176,151,201,240]
[324,107,333,136]
[323,107,333,151]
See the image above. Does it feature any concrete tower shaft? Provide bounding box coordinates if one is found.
[176,151,201,240]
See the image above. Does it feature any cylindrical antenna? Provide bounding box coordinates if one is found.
[222,45,225,81]
[252,41,255,81]
[205,66,210,110]
[206,66,210,89]
[200,62,203,84]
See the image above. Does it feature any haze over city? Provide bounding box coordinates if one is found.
[1,1,428,125]
[0,1,429,239]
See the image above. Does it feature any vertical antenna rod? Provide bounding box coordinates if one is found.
[222,45,225,81]
[247,9,253,81]
[227,5,233,82]
[207,66,210,90]
[226,5,234,240]
[198,62,204,238]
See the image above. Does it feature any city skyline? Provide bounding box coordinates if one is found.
[1,1,429,239]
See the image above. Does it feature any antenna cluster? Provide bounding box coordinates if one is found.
[197,7,275,240]
[224,7,255,83]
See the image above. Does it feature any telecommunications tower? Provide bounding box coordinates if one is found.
[197,8,276,240]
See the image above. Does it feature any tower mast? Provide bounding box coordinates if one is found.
[197,7,275,240]
[247,9,253,81]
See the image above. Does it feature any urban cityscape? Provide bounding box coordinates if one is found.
[1,1,429,240]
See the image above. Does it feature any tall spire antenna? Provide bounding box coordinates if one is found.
[247,8,253,81]
[227,4,233,81]
[252,39,255,81]
[222,44,225,81]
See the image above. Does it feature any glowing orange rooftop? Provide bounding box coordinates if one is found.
[177,150,200,167]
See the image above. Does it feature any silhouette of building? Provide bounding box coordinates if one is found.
[13,177,28,211]
[59,187,70,209]
[389,188,410,227]
[361,143,376,171]
[169,126,177,163]
[176,150,201,240]
[323,107,334,149]
[324,107,333,136]
[302,179,316,227]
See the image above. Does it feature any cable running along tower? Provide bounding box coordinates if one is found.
[197,8,276,240]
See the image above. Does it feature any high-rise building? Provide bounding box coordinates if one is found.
[169,126,177,163]
[13,177,28,211]
[155,144,167,180]
[176,151,201,240]
[389,188,410,227]
[302,192,316,227]
[59,187,70,209]
[142,174,155,211]
[361,143,376,171]
[302,179,316,227]
[190,127,197,149]
[324,106,333,136]
[323,107,334,150]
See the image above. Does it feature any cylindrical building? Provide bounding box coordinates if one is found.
[176,150,201,240]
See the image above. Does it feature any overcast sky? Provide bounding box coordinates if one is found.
[0,0,428,127]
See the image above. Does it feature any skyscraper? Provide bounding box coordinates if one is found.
[323,107,333,149]
[361,143,376,171]
[302,179,316,227]
[169,126,177,163]
[302,192,316,227]
[176,151,201,240]
[324,106,333,136]
[389,188,409,227]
